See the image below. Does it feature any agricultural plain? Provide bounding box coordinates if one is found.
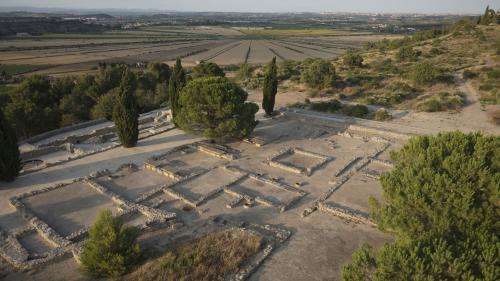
[0,26,398,76]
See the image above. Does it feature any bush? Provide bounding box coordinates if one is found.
[300,59,336,89]
[278,60,300,80]
[396,46,420,61]
[191,61,225,79]
[416,92,465,112]
[80,210,141,278]
[343,132,499,281]
[341,104,369,118]
[343,50,364,68]
[410,61,442,85]
[373,108,392,121]
[176,77,258,143]
[309,100,342,113]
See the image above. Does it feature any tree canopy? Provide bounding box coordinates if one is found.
[0,107,21,182]
[176,76,258,143]
[342,132,499,281]
[262,57,278,116]
[80,210,141,278]
[191,61,225,79]
[169,58,186,126]
[112,69,139,148]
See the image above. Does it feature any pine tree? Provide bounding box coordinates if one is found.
[169,58,186,126]
[80,210,141,278]
[262,57,278,116]
[0,108,21,182]
[113,69,139,148]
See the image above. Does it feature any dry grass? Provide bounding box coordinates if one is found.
[126,229,262,281]
[487,108,500,125]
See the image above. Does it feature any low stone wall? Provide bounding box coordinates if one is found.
[318,202,376,226]
[268,147,332,177]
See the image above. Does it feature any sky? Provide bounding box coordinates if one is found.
[0,0,499,14]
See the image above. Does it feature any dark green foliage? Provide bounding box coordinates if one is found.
[0,107,21,182]
[176,77,258,143]
[4,75,60,139]
[343,50,364,68]
[91,89,118,120]
[396,46,420,61]
[147,62,171,83]
[2,63,168,140]
[262,57,278,116]
[343,132,499,281]
[309,100,342,113]
[80,210,141,278]
[300,58,336,89]
[191,61,225,78]
[341,104,369,118]
[169,58,186,126]
[113,69,139,148]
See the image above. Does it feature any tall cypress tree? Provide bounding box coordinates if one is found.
[113,69,139,148]
[262,57,278,116]
[0,107,21,182]
[169,58,186,126]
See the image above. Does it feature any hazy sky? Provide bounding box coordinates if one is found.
[0,0,499,14]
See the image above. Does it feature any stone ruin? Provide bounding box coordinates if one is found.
[19,109,174,175]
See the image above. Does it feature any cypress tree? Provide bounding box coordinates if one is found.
[0,107,21,182]
[262,57,278,116]
[113,69,139,148]
[169,58,186,126]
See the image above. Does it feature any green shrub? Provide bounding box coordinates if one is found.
[343,132,499,281]
[309,100,342,113]
[176,77,258,143]
[410,61,442,85]
[278,60,300,80]
[416,92,465,112]
[343,50,364,68]
[300,58,336,89]
[341,104,369,118]
[191,61,225,78]
[396,46,420,61]
[80,210,141,278]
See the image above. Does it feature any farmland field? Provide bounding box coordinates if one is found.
[0,26,399,76]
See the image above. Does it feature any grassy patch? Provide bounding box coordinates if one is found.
[416,91,465,112]
[126,230,262,281]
